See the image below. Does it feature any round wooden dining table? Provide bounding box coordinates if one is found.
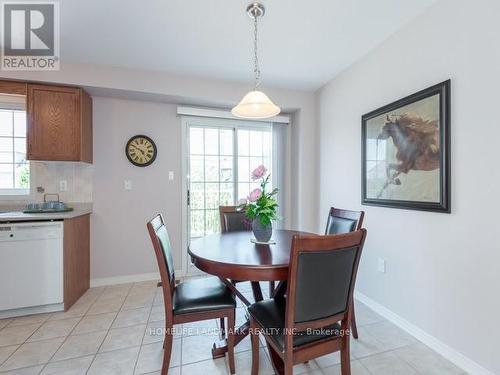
[189,229,314,375]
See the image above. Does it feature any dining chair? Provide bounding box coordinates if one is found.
[219,206,276,297]
[219,205,250,233]
[147,214,237,374]
[248,230,367,375]
[325,207,365,339]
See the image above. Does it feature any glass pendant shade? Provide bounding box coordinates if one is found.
[231,90,281,119]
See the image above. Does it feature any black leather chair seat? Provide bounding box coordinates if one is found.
[173,277,236,315]
[248,298,341,351]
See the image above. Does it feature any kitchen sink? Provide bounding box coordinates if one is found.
[23,201,73,214]
[23,207,74,213]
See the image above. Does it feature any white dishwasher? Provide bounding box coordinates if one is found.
[0,221,64,317]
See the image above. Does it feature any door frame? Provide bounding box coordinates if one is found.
[180,115,273,276]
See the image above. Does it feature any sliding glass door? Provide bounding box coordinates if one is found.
[236,129,272,205]
[187,120,272,241]
[188,126,235,238]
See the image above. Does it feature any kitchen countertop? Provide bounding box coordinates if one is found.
[0,204,92,222]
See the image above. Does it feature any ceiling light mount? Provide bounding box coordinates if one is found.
[246,3,265,19]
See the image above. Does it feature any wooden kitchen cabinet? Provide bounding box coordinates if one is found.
[27,84,93,163]
[0,80,27,95]
[63,214,90,310]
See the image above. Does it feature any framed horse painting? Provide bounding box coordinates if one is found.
[361,80,450,213]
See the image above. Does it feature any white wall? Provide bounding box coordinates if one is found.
[316,0,499,373]
[91,98,181,278]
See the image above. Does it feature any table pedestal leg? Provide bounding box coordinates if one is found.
[268,348,285,374]
[251,281,263,301]
[210,280,256,359]
[211,320,250,358]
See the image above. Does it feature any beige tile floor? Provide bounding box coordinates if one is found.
[0,280,467,375]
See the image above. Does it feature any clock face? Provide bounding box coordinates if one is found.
[125,135,157,167]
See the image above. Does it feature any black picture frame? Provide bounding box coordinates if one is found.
[361,80,451,213]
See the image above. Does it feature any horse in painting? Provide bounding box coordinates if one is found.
[377,113,440,197]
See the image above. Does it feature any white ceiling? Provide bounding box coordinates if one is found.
[60,0,437,91]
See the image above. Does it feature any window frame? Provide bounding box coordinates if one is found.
[0,97,33,200]
[181,115,275,275]
[187,125,237,239]
[186,117,273,240]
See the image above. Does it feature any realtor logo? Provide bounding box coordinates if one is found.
[1,1,60,70]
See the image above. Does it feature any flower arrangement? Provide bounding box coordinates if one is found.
[239,165,279,228]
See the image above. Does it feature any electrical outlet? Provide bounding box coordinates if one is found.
[59,180,68,192]
[124,180,132,190]
[378,258,386,273]
[168,171,174,181]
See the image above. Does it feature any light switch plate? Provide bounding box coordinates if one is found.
[124,180,132,190]
[168,171,174,181]
[59,180,68,192]
[378,258,386,273]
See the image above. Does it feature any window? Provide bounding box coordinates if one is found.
[237,129,272,202]
[0,95,29,196]
[187,121,273,239]
[189,126,235,238]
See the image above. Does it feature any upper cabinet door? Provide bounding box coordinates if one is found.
[27,84,92,163]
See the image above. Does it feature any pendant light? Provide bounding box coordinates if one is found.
[232,3,280,119]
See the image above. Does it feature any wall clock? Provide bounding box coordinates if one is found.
[125,135,157,167]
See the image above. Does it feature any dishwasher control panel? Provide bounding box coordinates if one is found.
[0,222,63,242]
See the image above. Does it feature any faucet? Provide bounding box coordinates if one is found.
[44,193,60,203]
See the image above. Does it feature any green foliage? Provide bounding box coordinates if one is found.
[16,164,30,188]
[241,174,280,227]
[19,167,30,188]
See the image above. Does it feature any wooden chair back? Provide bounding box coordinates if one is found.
[325,207,365,235]
[147,214,175,319]
[219,206,250,233]
[284,230,367,350]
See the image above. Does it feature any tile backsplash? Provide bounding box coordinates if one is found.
[32,162,93,203]
[0,162,92,210]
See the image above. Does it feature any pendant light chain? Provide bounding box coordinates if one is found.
[253,14,261,90]
[231,3,280,119]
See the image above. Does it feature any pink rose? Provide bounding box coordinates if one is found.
[251,165,267,180]
[247,188,262,202]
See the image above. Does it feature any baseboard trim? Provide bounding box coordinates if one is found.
[0,303,64,319]
[90,269,186,287]
[355,291,494,375]
[90,272,160,287]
